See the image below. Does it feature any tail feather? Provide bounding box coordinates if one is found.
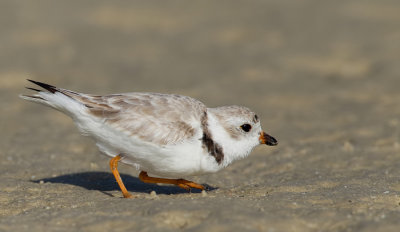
[27,79,57,93]
[20,94,44,100]
[19,94,48,105]
[20,79,63,108]
[21,79,86,114]
[25,87,41,92]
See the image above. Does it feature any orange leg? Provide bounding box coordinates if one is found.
[109,155,133,198]
[139,171,204,191]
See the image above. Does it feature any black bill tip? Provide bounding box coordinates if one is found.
[259,132,278,146]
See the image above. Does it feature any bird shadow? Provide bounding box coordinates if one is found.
[31,171,216,196]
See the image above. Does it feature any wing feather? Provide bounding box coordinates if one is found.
[78,93,206,145]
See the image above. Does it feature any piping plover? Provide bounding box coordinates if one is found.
[21,80,277,198]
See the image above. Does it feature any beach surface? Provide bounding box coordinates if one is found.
[1,1,400,231]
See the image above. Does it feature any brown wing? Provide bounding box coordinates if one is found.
[75,92,206,145]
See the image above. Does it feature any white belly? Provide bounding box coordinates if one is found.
[133,141,221,178]
[97,139,221,178]
[82,119,221,178]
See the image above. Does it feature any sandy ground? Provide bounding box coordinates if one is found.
[1,0,400,231]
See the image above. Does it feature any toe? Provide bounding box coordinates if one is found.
[177,183,191,191]
[123,192,135,198]
[186,182,205,190]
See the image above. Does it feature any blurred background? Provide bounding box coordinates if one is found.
[1,0,400,231]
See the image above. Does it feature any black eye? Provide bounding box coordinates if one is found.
[240,124,252,132]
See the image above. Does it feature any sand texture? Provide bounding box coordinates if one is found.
[1,1,400,231]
